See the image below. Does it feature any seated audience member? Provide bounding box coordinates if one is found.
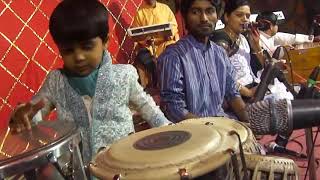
[158,0,249,123]
[211,0,262,100]
[257,11,316,58]
[132,0,180,88]
[9,0,170,164]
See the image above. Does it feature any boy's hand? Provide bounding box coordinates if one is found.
[9,99,45,133]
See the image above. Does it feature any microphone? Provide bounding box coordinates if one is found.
[242,21,269,31]
[246,99,320,135]
[267,142,307,158]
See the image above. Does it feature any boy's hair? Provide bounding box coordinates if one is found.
[180,0,222,21]
[49,0,109,45]
[222,0,249,24]
[256,11,279,31]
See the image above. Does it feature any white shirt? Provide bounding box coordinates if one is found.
[259,31,313,55]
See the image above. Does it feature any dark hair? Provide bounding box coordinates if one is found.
[180,0,222,19]
[221,0,249,24]
[49,0,109,45]
[256,11,278,31]
[224,0,250,15]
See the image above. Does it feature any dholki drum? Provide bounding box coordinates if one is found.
[90,123,244,180]
[244,154,299,180]
[181,117,261,154]
[0,121,86,180]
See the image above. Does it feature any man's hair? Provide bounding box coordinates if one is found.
[180,0,222,20]
[256,11,278,31]
[49,0,109,45]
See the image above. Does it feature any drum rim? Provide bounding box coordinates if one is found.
[0,123,80,178]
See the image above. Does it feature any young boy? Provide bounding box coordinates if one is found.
[9,0,170,165]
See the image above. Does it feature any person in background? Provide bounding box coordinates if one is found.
[132,0,180,88]
[211,0,262,100]
[158,0,249,123]
[256,11,317,59]
[9,0,170,165]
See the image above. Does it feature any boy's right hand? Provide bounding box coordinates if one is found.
[9,100,45,133]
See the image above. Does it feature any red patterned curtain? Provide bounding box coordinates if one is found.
[0,0,143,129]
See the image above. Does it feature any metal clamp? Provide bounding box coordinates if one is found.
[179,168,190,180]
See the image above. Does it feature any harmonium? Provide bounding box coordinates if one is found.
[284,42,320,85]
[127,23,173,42]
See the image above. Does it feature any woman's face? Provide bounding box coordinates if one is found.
[224,5,251,35]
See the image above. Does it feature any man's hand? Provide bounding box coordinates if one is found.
[9,99,45,133]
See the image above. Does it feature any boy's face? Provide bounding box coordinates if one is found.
[186,0,218,40]
[58,37,106,76]
[224,5,251,35]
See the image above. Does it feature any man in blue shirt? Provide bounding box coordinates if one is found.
[158,0,248,123]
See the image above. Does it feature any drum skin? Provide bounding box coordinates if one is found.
[181,117,261,154]
[90,123,240,180]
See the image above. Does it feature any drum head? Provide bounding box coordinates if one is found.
[90,123,239,180]
[181,117,252,145]
[0,121,77,163]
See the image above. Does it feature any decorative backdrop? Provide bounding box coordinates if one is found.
[0,0,142,129]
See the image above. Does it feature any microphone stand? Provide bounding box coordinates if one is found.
[273,66,298,97]
[302,66,320,180]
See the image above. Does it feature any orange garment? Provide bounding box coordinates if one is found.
[132,1,179,57]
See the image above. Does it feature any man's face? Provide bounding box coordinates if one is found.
[224,5,251,35]
[144,0,156,6]
[58,37,106,77]
[186,0,218,40]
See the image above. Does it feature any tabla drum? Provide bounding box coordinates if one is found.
[90,123,242,180]
[0,121,86,179]
[181,117,262,154]
[244,153,299,180]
